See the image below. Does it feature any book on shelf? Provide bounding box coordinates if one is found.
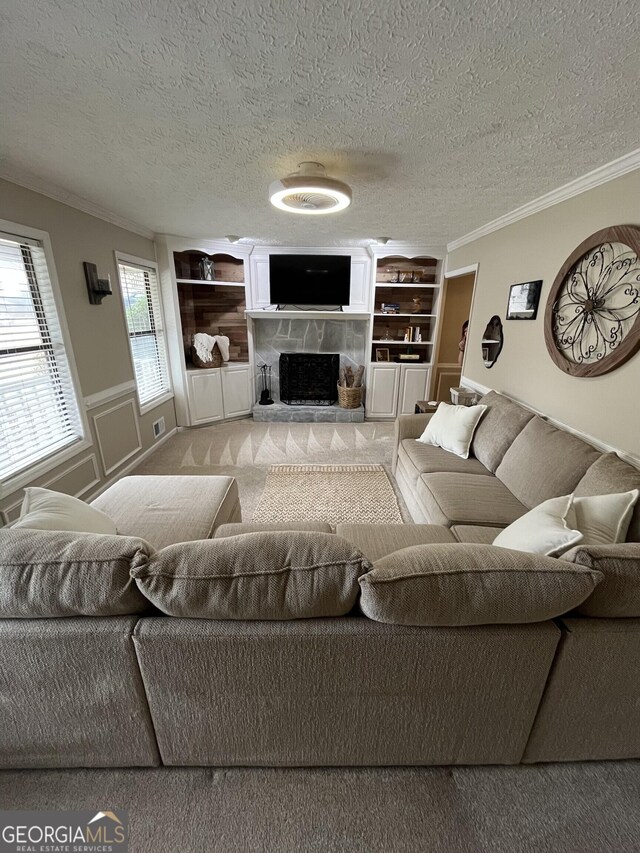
[381,303,400,314]
[403,326,422,343]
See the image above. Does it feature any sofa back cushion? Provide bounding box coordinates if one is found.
[574,453,640,542]
[0,529,152,617]
[131,532,372,619]
[495,416,601,508]
[472,391,535,472]
[358,543,602,626]
[562,542,640,617]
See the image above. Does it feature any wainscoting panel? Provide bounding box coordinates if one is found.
[1,454,101,523]
[93,399,142,476]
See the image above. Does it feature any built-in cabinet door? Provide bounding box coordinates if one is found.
[398,365,431,414]
[348,257,370,312]
[221,364,252,418]
[366,364,400,418]
[187,370,224,425]
[249,255,271,308]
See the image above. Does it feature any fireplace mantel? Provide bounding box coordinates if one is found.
[246,310,370,320]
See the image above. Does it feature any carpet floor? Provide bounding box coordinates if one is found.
[133,420,411,521]
[1,762,639,853]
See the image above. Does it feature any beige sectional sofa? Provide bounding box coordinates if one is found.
[1,390,639,769]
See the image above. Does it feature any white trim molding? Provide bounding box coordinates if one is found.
[444,263,479,278]
[0,167,155,240]
[447,148,640,253]
[93,398,143,476]
[86,427,178,501]
[460,375,640,466]
[84,380,137,409]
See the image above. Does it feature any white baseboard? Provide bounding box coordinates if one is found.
[86,427,178,501]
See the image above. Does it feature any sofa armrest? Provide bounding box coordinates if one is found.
[392,413,432,473]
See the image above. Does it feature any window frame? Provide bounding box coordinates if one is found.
[0,218,90,494]
[115,251,173,416]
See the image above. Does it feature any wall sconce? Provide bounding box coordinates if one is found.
[83,262,113,305]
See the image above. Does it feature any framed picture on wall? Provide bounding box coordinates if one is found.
[506,280,543,320]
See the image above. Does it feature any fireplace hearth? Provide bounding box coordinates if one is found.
[279,353,339,405]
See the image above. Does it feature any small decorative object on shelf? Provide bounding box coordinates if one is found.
[380,326,394,341]
[375,348,390,362]
[200,258,215,281]
[398,352,421,362]
[258,364,274,405]
[411,296,423,314]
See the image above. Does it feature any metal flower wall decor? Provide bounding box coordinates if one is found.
[544,225,640,377]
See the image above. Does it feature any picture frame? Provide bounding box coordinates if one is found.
[482,346,489,361]
[506,280,543,320]
[375,348,390,362]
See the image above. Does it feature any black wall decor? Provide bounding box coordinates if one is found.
[83,262,113,305]
[506,280,543,320]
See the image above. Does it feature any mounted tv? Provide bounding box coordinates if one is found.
[269,255,351,307]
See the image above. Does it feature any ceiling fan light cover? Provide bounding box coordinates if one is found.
[269,163,352,214]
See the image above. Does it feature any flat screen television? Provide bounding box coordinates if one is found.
[269,255,351,306]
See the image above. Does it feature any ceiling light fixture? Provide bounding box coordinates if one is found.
[269,162,352,215]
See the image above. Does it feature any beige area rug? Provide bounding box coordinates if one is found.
[252,464,403,526]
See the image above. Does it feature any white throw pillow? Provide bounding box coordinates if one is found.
[417,402,487,459]
[493,495,583,557]
[13,487,117,534]
[571,489,639,546]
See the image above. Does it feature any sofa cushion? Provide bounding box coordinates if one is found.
[574,453,640,542]
[131,532,371,619]
[335,523,455,562]
[495,417,601,509]
[472,391,535,472]
[416,473,527,528]
[417,403,487,459]
[398,440,489,485]
[13,487,117,534]
[562,543,640,617]
[451,525,503,544]
[493,495,583,557]
[91,475,240,548]
[358,544,603,627]
[0,529,151,617]
[215,522,332,537]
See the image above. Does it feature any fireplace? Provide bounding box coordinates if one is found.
[279,353,339,405]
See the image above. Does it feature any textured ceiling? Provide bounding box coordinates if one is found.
[1,0,639,247]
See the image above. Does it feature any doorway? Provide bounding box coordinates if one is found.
[430,265,477,402]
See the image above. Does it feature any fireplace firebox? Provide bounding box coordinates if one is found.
[279,353,339,405]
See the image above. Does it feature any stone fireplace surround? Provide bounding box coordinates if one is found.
[249,313,368,422]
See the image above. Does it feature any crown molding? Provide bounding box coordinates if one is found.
[447,148,640,253]
[0,165,155,240]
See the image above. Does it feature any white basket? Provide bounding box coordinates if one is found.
[450,387,476,406]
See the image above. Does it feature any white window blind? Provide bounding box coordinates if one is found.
[118,260,171,408]
[0,233,84,481]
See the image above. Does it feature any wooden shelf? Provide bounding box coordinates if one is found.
[371,339,432,345]
[375,283,439,288]
[177,278,245,286]
[374,313,436,318]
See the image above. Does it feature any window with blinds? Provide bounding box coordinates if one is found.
[117,260,171,409]
[0,232,84,481]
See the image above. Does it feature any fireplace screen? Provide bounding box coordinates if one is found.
[279,353,339,405]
